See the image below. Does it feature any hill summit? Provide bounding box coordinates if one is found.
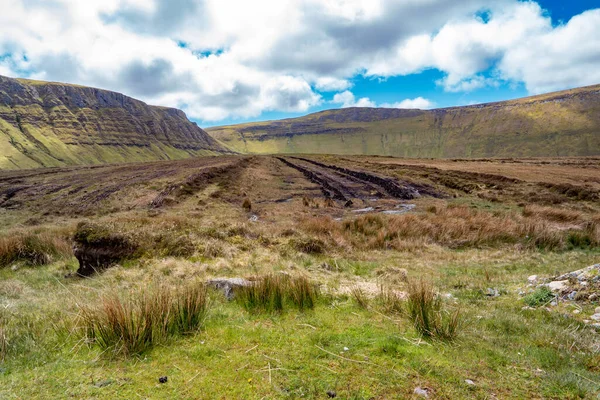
[0,75,228,169]
[207,84,600,158]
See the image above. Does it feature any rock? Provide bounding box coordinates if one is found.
[207,277,252,300]
[522,306,535,310]
[573,309,581,314]
[413,387,429,398]
[589,293,599,301]
[595,307,600,314]
[94,379,113,388]
[465,379,475,386]
[550,301,557,306]
[486,288,499,297]
[158,376,168,384]
[326,390,337,398]
[568,291,577,300]
[545,280,568,292]
[590,323,600,330]
[590,314,600,322]
[527,275,538,283]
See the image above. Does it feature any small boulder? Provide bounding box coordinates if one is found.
[207,277,252,300]
[589,293,599,301]
[591,314,600,322]
[545,280,568,292]
[527,275,538,284]
[413,387,429,398]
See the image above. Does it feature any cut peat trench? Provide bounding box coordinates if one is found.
[276,156,442,206]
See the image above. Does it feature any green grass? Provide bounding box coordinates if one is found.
[236,274,318,313]
[523,286,555,307]
[2,259,599,399]
[207,84,600,158]
[406,279,462,341]
[81,282,209,355]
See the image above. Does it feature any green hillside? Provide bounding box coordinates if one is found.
[207,85,600,158]
[0,75,228,170]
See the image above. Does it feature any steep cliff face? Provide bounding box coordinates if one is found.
[208,84,600,158]
[0,75,228,169]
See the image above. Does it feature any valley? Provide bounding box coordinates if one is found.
[1,154,599,398]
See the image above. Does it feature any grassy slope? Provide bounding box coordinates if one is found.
[0,77,225,170]
[208,84,600,158]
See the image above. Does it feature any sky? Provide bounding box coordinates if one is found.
[1,1,599,127]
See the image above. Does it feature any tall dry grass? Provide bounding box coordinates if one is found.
[406,279,461,341]
[0,325,6,361]
[81,282,209,355]
[236,274,319,313]
[522,204,583,223]
[300,205,599,251]
[0,231,72,268]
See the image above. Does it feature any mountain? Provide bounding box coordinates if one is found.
[207,85,600,158]
[0,75,228,169]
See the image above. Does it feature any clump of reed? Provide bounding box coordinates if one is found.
[81,282,209,356]
[236,274,318,313]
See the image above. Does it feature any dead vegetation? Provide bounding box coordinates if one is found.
[81,282,209,355]
[300,205,600,251]
[0,230,72,268]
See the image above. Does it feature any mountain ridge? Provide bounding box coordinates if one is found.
[0,75,228,169]
[207,84,600,158]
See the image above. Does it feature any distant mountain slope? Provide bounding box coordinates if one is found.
[207,85,600,158]
[0,75,228,169]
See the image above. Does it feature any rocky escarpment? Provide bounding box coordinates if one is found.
[208,84,600,158]
[0,75,228,169]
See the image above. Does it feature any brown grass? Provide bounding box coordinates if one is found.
[522,205,583,223]
[0,325,6,361]
[350,286,369,309]
[300,205,599,251]
[0,231,72,268]
[81,282,209,355]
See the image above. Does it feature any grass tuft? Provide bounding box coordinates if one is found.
[81,282,209,356]
[350,286,369,309]
[406,279,461,341]
[378,285,404,314]
[0,232,72,268]
[0,325,6,361]
[236,274,318,313]
[291,237,326,254]
[524,286,555,307]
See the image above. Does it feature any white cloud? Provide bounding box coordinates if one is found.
[315,77,352,92]
[334,92,434,109]
[381,97,435,109]
[331,90,376,108]
[0,0,598,121]
[499,9,600,93]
